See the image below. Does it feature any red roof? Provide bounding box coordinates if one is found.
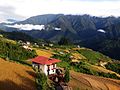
[32,56,61,65]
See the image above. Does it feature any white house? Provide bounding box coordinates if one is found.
[22,45,32,50]
[32,56,61,75]
[26,41,30,45]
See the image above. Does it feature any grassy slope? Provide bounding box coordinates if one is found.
[77,48,111,64]
[33,47,120,89]
[0,37,16,44]
[34,47,119,75]
[91,65,120,77]
[0,58,36,90]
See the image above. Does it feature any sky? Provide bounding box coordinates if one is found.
[0,0,120,22]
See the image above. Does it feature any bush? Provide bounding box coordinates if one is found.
[36,72,48,90]
[98,72,120,79]
[72,61,120,79]
[52,53,71,63]
[36,71,55,90]
[57,61,70,68]
[64,68,70,83]
[105,62,120,74]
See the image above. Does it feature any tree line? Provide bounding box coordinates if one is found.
[0,40,36,61]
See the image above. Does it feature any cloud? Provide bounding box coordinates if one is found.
[97,29,106,33]
[0,6,15,14]
[0,5,25,22]
[74,0,120,1]
[6,24,45,30]
[6,24,62,31]
[54,28,61,30]
[0,0,120,21]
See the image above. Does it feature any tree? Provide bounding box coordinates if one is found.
[36,71,47,90]
[64,68,70,83]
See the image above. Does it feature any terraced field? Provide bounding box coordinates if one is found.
[33,48,52,58]
[33,47,120,90]
[0,58,36,90]
[69,70,120,90]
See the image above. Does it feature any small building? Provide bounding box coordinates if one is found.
[22,45,32,50]
[77,45,80,48]
[49,43,53,47]
[32,56,61,75]
[26,41,30,45]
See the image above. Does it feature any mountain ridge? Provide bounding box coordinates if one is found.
[1,14,120,59]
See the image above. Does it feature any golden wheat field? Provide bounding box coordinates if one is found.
[34,48,53,58]
[0,58,36,90]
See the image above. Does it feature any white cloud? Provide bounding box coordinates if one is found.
[97,29,106,33]
[0,0,120,21]
[6,24,62,31]
[6,24,45,30]
[54,27,61,31]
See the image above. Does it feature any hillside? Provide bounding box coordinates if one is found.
[32,46,120,79]
[69,70,120,90]
[0,36,36,61]
[0,58,36,90]
[0,30,35,42]
[0,36,120,90]
[0,35,120,89]
[1,14,120,60]
[31,46,120,90]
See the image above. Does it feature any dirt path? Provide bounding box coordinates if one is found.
[69,70,120,90]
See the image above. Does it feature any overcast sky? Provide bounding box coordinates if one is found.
[0,0,120,22]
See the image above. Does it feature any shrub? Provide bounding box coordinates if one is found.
[36,71,47,90]
[52,53,71,63]
[105,62,120,74]
[64,68,70,83]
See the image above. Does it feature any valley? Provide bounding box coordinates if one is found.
[0,14,120,90]
[0,35,120,89]
[1,0,120,90]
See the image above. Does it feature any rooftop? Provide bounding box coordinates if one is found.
[32,56,61,65]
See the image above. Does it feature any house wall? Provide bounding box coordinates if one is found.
[43,65,48,75]
[32,63,38,69]
[48,64,56,75]
[43,64,57,75]
[32,63,57,75]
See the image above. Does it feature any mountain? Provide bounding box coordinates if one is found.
[1,14,120,59]
[4,14,120,41]
[1,14,120,41]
